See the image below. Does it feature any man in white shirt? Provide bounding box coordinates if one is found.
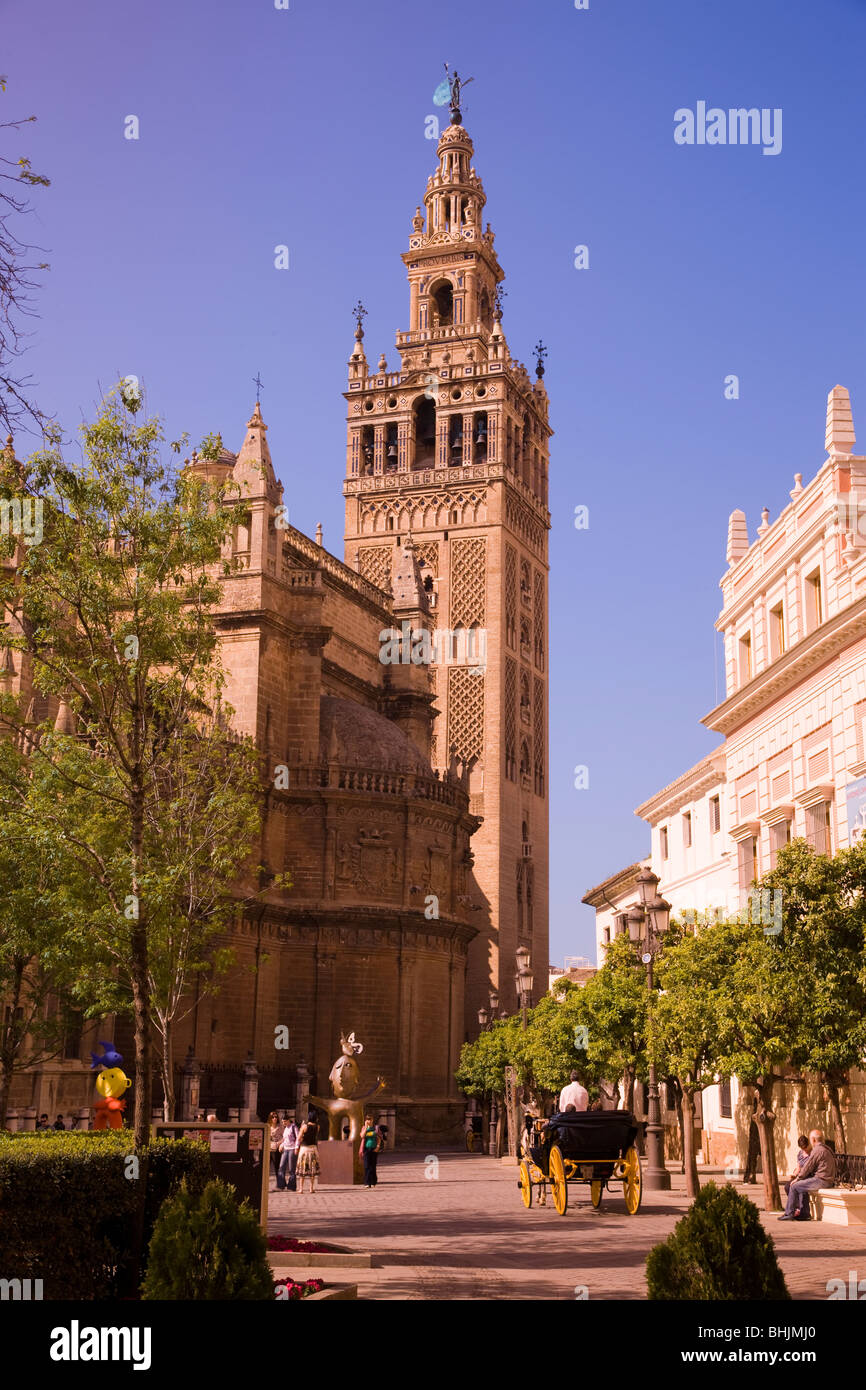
[558,1071,589,1113]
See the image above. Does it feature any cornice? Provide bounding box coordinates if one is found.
[702,594,866,736]
[581,860,645,907]
[634,751,726,823]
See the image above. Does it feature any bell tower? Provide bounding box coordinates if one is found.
[343,91,551,1028]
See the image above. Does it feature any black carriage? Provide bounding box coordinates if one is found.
[519,1111,642,1216]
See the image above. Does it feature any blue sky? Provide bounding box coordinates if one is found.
[3,0,866,962]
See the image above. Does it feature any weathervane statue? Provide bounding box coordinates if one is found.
[444,62,473,125]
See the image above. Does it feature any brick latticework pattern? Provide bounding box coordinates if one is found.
[449,537,487,627]
[505,544,516,648]
[534,568,545,668]
[415,541,439,577]
[358,545,393,591]
[504,658,516,781]
[448,665,485,763]
[534,676,545,796]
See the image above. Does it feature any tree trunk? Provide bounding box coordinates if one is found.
[681,1087,700,1199]
[824,1074,847,1154]
[495,1100,505,1158]
[481,1094,490,1154]
[0,1054,12,1131]
[757,1077,782,1211]
[623,1066,635,1114]
[671,1077,685,1174]
[129,781,151,1148]
[161,1024,174,1122]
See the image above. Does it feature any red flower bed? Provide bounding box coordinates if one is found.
[274,1277,325,1301]
[268,1235,334,1253]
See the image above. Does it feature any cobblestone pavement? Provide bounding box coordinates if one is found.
[267,1151,866,1301]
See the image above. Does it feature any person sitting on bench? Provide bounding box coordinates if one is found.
[779,1129,836,1221]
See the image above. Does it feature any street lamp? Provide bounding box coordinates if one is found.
[633,867,672,1192]
[515,945,533,1030]
[477,1006,489,1030]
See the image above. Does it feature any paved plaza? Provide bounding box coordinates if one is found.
[268,1150,865,1300]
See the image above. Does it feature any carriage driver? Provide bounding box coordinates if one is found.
[558,1071,589,1113]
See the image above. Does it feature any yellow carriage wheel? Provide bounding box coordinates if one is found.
[519,1161,533,1208]
[623,1146,642,1214]
[549,1145,568,1216]
[590,1179,603,1209]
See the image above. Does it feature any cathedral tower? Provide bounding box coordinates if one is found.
[343,100,550,1029]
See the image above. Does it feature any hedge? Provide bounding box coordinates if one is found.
[646,1181,791,1301]
[0,1131,211,1299]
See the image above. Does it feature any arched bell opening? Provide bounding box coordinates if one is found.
[430,279,453,328]
[413,396,436,470]
[385,423,398,473]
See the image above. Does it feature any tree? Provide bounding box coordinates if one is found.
[455,1015,523,1152]
[17,718,266,1122]
[0,741,79,1127]
[0,386,255,1145]
[655,926,729,1197]
[712,917,802,1212]
[0,78,50,435]
[577,934,648,1113]
[761,838,866,1152]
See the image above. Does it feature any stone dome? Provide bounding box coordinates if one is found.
[319,697,430,775]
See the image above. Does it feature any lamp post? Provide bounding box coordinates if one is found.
[515,945,533,1030]
[632,867,672,1192]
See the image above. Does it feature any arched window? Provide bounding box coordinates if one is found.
[430,280,453,327]
[385,424,398,472]
[361,426,374,476]
[413,396,436,469]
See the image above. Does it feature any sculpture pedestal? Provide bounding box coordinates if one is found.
[317,1140,362,1186]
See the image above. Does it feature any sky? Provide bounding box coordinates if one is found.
[3,0,866,964]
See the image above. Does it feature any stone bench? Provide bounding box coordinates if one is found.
[810,1188,866,1226]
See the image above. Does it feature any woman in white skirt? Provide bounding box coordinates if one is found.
[296,1109,321,1194]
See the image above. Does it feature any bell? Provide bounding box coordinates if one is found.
[475,420,487,443]
[386,442,398,459]
[451,434,463,453]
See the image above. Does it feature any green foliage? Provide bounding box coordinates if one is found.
[455,1013,523,1096]
[141,1178,274,1301]
[0,1131,210,1299]
[0,386,273,1136]
[646,1181,790,1300]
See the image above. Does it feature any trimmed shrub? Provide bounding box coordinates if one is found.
[0,1131,210,1299]
[141,1179,274,1300]
[646,1181,791,1300]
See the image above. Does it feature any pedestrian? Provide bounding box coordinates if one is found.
[558,1070,588,1113]
[783,1134,812,1199]
[53,1114,66,1130]
[296,1108,321,1194]
[778,1129,836,1221]
[278,1114,300,1191]
[743,1095,761,1182]
[359,1112,382,1187]
[268,1112,282,1182]
[36,1114,50,1131]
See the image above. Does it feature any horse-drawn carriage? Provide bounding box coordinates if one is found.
[519,1111,642,1216]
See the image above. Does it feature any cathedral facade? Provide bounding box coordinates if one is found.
[4,111,551,1142]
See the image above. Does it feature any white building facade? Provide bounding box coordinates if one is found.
[584,385,866,1169]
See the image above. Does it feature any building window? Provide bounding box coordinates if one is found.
[660,826,669,860]
[739,631,752,684]
[719,1077,732,1120]
[683,811,692,848]
[709,795,721,834]
[769,602,786,660]
[769,819,792,869]
[603,926,610,945]
[614,913,629,939]
[805,568,823,631]
[806,801,832,855]
[738,836,758,896]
